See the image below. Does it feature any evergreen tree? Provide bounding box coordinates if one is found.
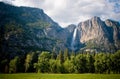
[51,51,57,59]
[94,53,108,73]
[34,51,50,73]
[0,59,9,73]
[25,52,37,72]
[49,59,57,73]
[57,50,64,64]
[64,48,69,61]
[111,50,120,73]
[75,54,87,73]
[9,56,20,73]
[86,53,95,73]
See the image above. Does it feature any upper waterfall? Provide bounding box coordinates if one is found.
[71,27,77,51]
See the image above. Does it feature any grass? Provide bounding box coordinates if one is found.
[0,73,120,79]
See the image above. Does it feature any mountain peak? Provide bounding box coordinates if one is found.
[91,16,101,22]
[92,16,100,19]
[105,19,120,27]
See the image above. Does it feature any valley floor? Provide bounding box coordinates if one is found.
[0,73,120,79]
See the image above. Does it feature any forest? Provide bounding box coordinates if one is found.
[0,49,120,74]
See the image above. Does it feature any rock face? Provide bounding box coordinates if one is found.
[66,16,120,52]
[78,16,105,43]
[0,2,120,59]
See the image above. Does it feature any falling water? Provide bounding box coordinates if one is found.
[44,29,47,35]
[71,27,77,50]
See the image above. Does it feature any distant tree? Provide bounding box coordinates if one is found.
[56,60,65,73]
[86,53,95,73]
[64,52,76,73]
[25,53,32,72]
[69,52,76,73]
[25,52,38,72]
[111,50,120,73]
[34,51,50,73]
[0,59,9,73]
[57,50,64,64]
[105,53,112,74]
[94,53,108,73]
[75,54,87,73]
[51,51,57,59]
[63,58,76,73]
[70,51,75,57]
[18,55,26,72]
[49,59,57,73]
[63,58,70,73]
[64,48,69,61]
[25,54,30,72]
[9,56,20,73]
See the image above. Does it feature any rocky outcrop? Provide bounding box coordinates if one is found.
[105,19,120,49]
[66,16,120,52]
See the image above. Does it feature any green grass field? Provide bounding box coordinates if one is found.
[0,73,120,79]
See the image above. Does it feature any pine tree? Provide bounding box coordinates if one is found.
[57,50,64,64]
[64,48,69,61]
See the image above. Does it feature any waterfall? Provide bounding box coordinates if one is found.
[71,27,77,50]
[44,29,47,35]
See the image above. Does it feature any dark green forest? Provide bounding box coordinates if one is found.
[0,50,120,74]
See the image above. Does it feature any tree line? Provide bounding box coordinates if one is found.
[0,49,120,74]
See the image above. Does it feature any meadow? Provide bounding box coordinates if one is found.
[0,73,120,79]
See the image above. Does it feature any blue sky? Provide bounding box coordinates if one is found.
[0,0,120,27]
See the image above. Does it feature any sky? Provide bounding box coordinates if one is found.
[0,0,120,27]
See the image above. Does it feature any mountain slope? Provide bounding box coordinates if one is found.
[0,2,65,59]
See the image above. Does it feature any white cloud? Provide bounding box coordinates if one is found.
[0,0,120,27]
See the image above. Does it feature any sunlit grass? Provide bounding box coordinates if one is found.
[0,73,120,79]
